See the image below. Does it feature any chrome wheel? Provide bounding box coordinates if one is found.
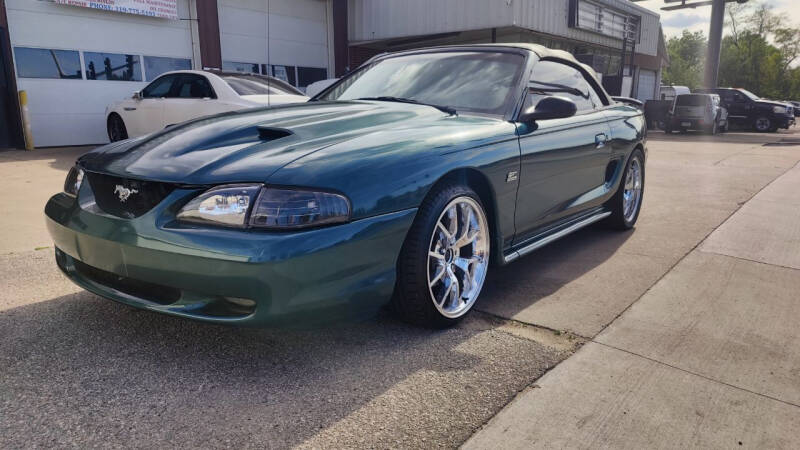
[426,196,489,319]
[623,156,643,223]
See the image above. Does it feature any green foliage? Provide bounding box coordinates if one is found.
[663,31,707,89]
[666,1,800,100]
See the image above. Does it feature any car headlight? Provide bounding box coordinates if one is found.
[250,188,350,229]
[177,184,351,229]
[177,184,261,228]
[773,105,788,114]
[64,166,84,197]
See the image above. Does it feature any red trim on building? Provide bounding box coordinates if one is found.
[0,0,24,148]
[196,0,222,70]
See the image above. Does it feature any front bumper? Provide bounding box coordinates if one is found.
[45,189,416,326]
[776,115,795,129]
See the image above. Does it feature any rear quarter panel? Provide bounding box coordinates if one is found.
[604,104,646,189]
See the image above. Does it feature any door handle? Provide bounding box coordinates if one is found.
[595,133,608,148]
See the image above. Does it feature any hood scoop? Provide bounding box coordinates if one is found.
[258,126,293,142]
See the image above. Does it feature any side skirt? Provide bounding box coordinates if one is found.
[502,209,611,264]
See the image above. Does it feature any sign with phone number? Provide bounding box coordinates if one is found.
[54,0,178,20]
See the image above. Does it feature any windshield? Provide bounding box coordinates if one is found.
[221,75,303,96]
[318,51,525,115]
[676,95,708,107]
[737,89,760,101]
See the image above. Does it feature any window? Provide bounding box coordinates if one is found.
[144,56,191,81]
[297,67,328,88]
[571,0,640,42]
[173,74,215,99]
[319,52,524,115]
[85,52,141,81]
[737,89,759,101]
[676,95,708,107]
[222,61,259,74]
[526,60,602,112]
[14,47,82,79]
[221,74,304,96]
[270,65,297,86]
[142,74,177,98]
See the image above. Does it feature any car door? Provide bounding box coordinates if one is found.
[514,60,612,243]
[161,74,219,127]
[123,74,176,136]
[724,90,751,125]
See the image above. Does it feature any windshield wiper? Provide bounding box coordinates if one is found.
[356,96,457,115]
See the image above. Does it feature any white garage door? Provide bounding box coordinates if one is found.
[7,0,193,147]
[219,0,330,91]
[636,70,657,102]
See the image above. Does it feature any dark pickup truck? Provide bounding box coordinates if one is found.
[694,88,795,132]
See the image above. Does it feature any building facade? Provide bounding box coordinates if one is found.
[0,0,664,149]
[347,0,667,103]
[0,0,333,147]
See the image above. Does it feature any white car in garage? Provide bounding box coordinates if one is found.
[105,70,308,142]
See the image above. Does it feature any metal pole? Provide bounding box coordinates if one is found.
[704,0,726,88]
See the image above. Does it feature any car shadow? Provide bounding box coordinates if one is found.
[477,224,633,328]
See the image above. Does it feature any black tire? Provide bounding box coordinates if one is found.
[604,148,645,230]
[392,183,490,328]
[753,116,772,133]
[107,114,128,142]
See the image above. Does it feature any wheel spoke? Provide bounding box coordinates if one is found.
[429,250,444,261]
[436,222,452,241]
[445,269,461,309]
[429,263,446,287]
[455,229,479,249]
[447,206,458,239]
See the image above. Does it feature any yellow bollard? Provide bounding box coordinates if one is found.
[18,90,34,150]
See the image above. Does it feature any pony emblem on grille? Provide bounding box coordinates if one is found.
[114,185,139,203]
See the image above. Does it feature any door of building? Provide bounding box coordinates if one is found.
[0,28,12,148]
[0,26,22,149]
[636,70,657,101]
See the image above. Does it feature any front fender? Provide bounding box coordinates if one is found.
[266,117,521,250]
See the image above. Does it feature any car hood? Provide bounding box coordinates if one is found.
[756,99,790,108]
[79,101,493,185]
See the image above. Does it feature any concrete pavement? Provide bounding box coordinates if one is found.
[0,146,90,254]
[2,130,800,448]
[464,140,800,448]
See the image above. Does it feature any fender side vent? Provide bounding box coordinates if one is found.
[257,126,293,141]
[605,159,620,184]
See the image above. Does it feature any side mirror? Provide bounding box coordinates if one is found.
[519,96,577,123]
[132,91,142,100]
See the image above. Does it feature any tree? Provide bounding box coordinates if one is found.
[662,31,707,89]
[665,0,800,100]
[717,1,800,99]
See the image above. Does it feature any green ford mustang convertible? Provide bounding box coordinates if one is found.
[45,44,646,327]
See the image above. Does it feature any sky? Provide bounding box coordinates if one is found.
[633,0,800,38]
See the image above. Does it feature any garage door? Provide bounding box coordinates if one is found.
[7,0,193,147]
[636,70,657,102]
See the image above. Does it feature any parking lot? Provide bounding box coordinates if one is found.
[2,128,800,448]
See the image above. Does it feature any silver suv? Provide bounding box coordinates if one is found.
[666,94,729,135]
